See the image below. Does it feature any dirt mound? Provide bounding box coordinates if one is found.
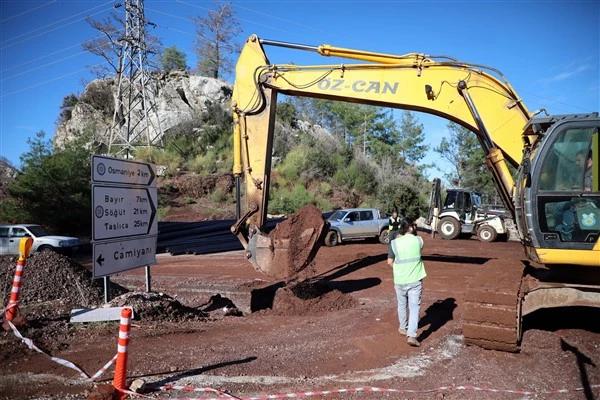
[108,292,209,322]
[0,252,237,327]
[266,204,329,278]
[0,252,129,353]
[270,280,359,316]
[0,253,122,316]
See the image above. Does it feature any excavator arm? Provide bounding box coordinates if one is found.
[231,34,600,353]
[231,34,532,277]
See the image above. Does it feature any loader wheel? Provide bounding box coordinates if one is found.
[379,230,389,245]
[438,217,460,240]
[477,225,497,242]
[325,231,338,247]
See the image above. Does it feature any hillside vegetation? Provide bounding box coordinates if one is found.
[0,72,496,237]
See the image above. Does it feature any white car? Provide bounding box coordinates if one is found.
[0,224,81,255]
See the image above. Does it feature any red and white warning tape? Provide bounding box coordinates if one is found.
[141,383,600,400]
[4,315,598,399]
[6,320,117,382]
[144,385,242,399]
[1,300,18,314]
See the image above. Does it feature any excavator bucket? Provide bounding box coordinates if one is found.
[247,204,328,280]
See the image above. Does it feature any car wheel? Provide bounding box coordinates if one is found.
[379,230,389,244]
[38,245,55,253]
[438,217,460,240]
[325,231,338,247]
[477,225,498,242]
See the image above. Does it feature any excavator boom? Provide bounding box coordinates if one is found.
[231,34,532,278]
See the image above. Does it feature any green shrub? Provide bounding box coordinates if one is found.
[315,196,335,212]
[187,152,217,174]
[157,206,170,221]
[376,181,424,217]
[268,184,315,215]
[278,147,307,181]
[332,160,376,195]
[211,188,226,202]
[134,146,163,165]
[217,157,234,174]
[157,151,183,177]
[319,181,332,196]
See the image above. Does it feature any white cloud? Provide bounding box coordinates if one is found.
[539,63,594,84]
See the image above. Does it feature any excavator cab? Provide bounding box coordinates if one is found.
[522,116,600,250]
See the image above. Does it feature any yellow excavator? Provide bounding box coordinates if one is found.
[230,34,600,351]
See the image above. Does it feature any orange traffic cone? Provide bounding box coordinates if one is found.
[3,237,33,331]
[113,307,132,400]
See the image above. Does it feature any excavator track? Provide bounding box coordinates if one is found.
[462,259,526,352]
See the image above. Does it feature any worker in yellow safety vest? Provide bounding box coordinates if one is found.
[387,217,426,347]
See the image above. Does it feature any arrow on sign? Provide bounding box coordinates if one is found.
[92,155,156,186]
[92,236,157,278]
[92,186,158,240]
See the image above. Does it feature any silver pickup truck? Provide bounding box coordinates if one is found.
[324,208,390,246]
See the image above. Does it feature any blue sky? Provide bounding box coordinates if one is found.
[1,0,598,180]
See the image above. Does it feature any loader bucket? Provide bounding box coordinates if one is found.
[247,204,328,279]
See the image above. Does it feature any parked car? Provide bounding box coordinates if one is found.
[324,208,389,246]
[0,224,81,255]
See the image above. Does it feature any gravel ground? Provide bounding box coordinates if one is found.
[0,236,599,400]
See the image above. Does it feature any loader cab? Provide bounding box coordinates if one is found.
[436,188,506,241]
[442,189,481,224]
[524,114,600,251]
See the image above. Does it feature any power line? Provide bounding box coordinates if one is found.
[145,7,196,37]
[1,50,90,82]
[233,3,348,41]
[518,89,592,114]
[146,7,189,23]
[1,1,112,45]
[0,0,57,24]
[0,2,114,50]
[174,0,320,42]
[1,35,104,73]
[0,62,108,98]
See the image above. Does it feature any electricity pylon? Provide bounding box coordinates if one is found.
[108,0,162,156]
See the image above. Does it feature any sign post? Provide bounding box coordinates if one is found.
[91,155,158,296]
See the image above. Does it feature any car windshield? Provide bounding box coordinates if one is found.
[328,211,347,221]
[27,225,51,237]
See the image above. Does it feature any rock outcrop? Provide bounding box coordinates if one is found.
[54,70,233,149]
[0,157,19,202]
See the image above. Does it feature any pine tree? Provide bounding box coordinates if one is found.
[192,1,241,79]
[159,45,188,72]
